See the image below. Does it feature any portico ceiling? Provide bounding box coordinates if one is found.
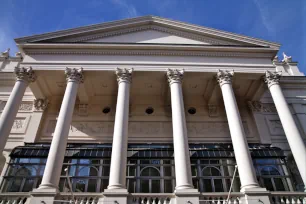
[32,70,265,105]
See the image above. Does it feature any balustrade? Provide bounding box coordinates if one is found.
[0,193,29,204]
[129,193,174,204]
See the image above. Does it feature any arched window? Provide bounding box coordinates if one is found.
[260,166,286,191]
[140,167,160,177]
[202,167,224,192]
[126,159,175,193]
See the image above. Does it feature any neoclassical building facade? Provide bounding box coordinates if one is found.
[0,16,305,204]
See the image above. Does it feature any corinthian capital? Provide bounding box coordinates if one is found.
[166,69,184,85]
[116,68,133,84]
[14,67,36,83]
[216,69,234,86]
[65,67,84,83]
[263,71,281,88]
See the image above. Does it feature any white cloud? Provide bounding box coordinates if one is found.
[253,0,275,34]
[110,0,139,18]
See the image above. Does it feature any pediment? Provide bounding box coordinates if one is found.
[15,16,280,49]
[49,25,243,46]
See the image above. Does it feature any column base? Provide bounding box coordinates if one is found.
[240,187,271,204]
[103,189,129,204]
[175,188,200,204]
[28,189,58,204]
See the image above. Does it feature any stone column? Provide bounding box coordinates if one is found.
[107,68,132,191]
[166,69,196,192]
[264,71,306,188]
[37,68,84,192]
[0,67,36,153]
[103,68,132,204]
[216,70,260,191]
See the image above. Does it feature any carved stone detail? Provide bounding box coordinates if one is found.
[65,67,84,83]
[19,102,33,111]
[247,101,277,113]
[166,69,184,84]
[14,67,36,83]
[216,69,234,86]
[1,48,10,58]
[12,119,24,130]
[263,71,281,88]
[78,104,89,116]
[34,98,49,111]
[208,104,218,117]
[116,68,133,84]
[282,52,292,63]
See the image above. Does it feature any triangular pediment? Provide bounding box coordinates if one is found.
[85,29,211,45]
[15,16,280,49]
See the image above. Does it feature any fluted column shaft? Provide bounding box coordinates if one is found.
[217,70,259,191]
[0,67,36,153]
[38,68,83,190]
[264,71,306,187]
[107,68,132,190]
[167,69,194,191]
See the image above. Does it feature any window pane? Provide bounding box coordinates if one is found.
[127,179,136,193]
[214,179,224,192]
[141,167,160,177]
[152,180,160,193]
[164,167,172,176]
[211,168,221,176]
[263,178,274,191]
[274,178,286,191]
[88,179,97,192]
[140,180,149,193]
[164,180,173,193]
[9,178,22,192]
[203,179,212,192]
[191,166,197,176]
[75,179,86,192]
[163,160,171,164]
[22,179,35,192]
[193,179,199,192]
[128,166,136,176]
[100,179,109,192]
[102,166,110,176]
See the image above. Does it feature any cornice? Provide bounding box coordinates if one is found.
[15,16,280,49]
[24,49,275,58]
[23,44,277,58]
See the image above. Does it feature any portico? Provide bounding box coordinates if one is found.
[0,16,306,204]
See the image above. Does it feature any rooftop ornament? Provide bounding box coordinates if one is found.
[282,52,292,63]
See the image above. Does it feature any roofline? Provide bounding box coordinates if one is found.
[20,42,278,52]
[15,15,280,49]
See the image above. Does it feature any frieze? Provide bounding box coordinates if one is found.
[19,102,34,112]
[45,120,250,137]
[248,101,277,113]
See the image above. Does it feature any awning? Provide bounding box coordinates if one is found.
[10,143,285,158]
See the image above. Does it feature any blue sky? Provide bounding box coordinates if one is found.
[0,0,305,73]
